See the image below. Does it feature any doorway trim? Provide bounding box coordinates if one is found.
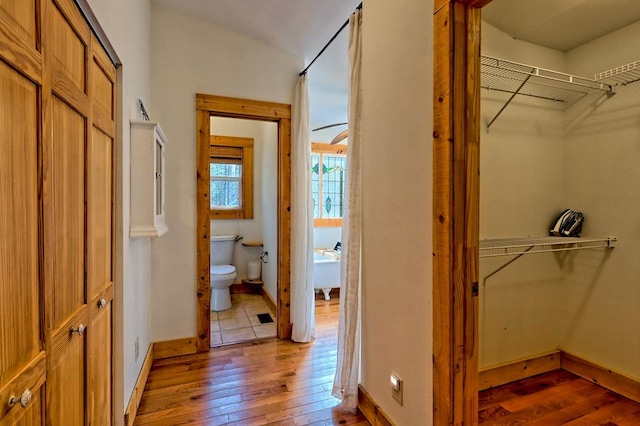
[433,0,491,424]
[195,93,292,352]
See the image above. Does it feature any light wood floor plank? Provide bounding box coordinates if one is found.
[135,296,369,426]
[480,370,640,425]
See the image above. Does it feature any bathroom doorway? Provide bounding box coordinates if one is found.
[209,117,279,347]
[195,94,292,352]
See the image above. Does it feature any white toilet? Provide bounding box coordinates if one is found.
[210,235,237,311]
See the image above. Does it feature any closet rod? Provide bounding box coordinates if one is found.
[299,2,362,77]
[480,243,613,259]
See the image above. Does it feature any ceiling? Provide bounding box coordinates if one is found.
[153,0,360,132]
[153,0,640,136]
[483,0,640,52]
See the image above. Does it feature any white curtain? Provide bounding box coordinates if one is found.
[291,74,316,342]
[332,8,362,409]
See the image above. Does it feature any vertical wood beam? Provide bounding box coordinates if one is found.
[196,109,212,351]
[277,117,292,339]
[433,0,486,424]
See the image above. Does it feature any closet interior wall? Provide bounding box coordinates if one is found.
[479,19,640,382]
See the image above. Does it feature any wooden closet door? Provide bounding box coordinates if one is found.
[44,0,91,423]
[87,35,116,426]
[0,1,46,425]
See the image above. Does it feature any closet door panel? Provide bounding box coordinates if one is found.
[86,126,113,425]
[50,2,87,93]
[87,127,112,298]
[48,321,86,425]
[1,389,43,425]
[87,294,112,425]
[87,35,115,425]
[0,56,45,425]
[46,93,88,423]
[0,0,37,49]
[91,56,114,120]
[51,95,86,327]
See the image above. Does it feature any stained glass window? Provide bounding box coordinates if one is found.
[311,146,347,226]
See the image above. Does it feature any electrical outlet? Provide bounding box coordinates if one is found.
[135,336,140,361]
[391,373,403,405]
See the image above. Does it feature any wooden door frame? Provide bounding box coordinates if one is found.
[195,93,292,352]
[433,0,491,424]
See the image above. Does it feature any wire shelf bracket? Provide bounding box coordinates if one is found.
[481,56,614,131]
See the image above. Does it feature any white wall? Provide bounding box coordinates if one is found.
[314,227,341,250]
[149,2,302,341]
[209,117,278,301]
[361,0,433,423]
[86,0,151,419]
[479,22,568,368]
[561,21,640,380]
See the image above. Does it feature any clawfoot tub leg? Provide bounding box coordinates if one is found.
[322,288,331,301]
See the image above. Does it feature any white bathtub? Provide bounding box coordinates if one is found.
[313,251,341,300]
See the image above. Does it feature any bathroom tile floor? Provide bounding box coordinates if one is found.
[210,293,277,347]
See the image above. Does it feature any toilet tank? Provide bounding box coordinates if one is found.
[210,235,236,265]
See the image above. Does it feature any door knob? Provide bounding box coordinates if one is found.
[98,298,107,308]
[70,324,86,335]
[8,389,32,408]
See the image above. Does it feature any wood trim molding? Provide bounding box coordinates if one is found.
[479,351,561,391]
[124,343,154,426]
[230,282,262,295]
[433,1,488,424]
[196,93,293,351]
[561,352,640,404]
[358,385,395,426]
[478,351,640,405]
[261,287,277,315]
[311,142,347,154]
[153,337,197,360]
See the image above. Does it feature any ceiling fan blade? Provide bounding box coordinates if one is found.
[330,129,348,145]
[312,122,348,132]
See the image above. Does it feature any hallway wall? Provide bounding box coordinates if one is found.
[149,2,303,342]
[361,0,434,423]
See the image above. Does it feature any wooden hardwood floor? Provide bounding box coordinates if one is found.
[136,293,640,425]
[134,293,370,425]
[479,369,640,425]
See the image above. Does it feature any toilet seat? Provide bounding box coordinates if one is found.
[211,264,235,275]
[210,264,236,281]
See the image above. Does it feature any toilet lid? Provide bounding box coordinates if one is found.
[211,265,236,275]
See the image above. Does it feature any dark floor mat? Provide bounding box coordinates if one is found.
[257,313,274,324]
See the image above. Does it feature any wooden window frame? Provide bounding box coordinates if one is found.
[209,135,254,219]
[311,142,347,228]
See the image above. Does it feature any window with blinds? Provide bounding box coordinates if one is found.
[210,135,254,219]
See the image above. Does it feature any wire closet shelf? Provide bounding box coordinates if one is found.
[479,236,617,259]
[481,55,615,130]
[594,60,640,86]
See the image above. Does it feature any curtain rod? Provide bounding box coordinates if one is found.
[299,2,362,77]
